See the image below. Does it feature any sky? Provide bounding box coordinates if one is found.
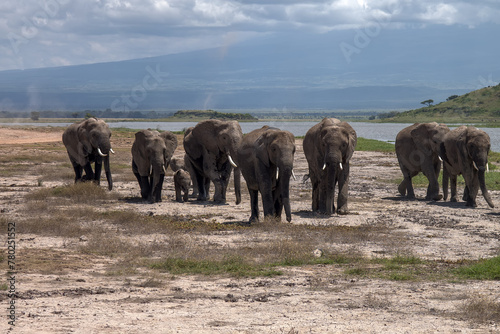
[1,0,500,72]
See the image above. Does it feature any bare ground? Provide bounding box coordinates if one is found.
[1,126,500,333]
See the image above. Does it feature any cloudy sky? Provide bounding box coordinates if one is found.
[1,0,500,71]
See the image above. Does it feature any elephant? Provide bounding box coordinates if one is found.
[174,169,191,203]
[395,122,450,201]
[441,126,495,208]
[182,127,199,197]
[131,129,178,203]
[183,120,242,204]
[237,126,296,223]
[170,157,184,173]
[62,117,114,190]
[303,118,357,215]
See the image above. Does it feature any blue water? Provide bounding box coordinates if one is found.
[2,121,500,152]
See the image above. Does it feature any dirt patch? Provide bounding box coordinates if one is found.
[1,126,500,333]
[0,127,63,145]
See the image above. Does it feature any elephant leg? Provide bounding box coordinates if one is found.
[195,172,207,201]
[403,171,417,200]
[249,188,260,223]
[153,174,164,203]
[309,171,320,212]
[442,166,449,201]
[398,179,407,196]
[222,162,232,201]
[83,161,94,182]
[94,161,102,186]
[139,176,151,201]
[450,175,458,202]
[463,185,470,202]
[337,165,350,215]
[423,160,441,201]
[257,167,275,218]
[463,171,479,207]
[273,188,283,219]
[182,187,189,202]
[175,184,182,202]
[318,178,328,213]
[72,163,83,183]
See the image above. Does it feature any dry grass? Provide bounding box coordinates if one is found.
[458,294,500,324]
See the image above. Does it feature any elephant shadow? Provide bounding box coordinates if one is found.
[383,195,474,209]
[294,210,333,219]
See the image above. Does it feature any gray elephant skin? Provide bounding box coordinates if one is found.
[62,117,114,190]
[170,156,192,203]
[183,120,242,204]
[237,126,296,223]
[181,127,199,198]
[174,169,191,203]
[441,126,494,208]
[131,129,178,203]
[395,122,450,201]
[303,118,357,215]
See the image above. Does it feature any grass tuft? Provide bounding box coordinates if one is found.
[459,294,500,324]
[455,256,500,280]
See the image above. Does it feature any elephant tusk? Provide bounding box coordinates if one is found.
[473,161,479,171]
[487,163,489,173]
[322,163,327,170]
[228,154,238,168]
[438,155,443,162]
[339,162,343,171]
[97,148,108,157]
[291,170,297,181]
[110,148,115,154]
[276,168,279,180]
[163,165,167,174]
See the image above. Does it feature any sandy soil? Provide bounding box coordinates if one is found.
[1,126,500,333]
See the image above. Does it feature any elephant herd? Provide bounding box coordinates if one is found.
[62,118,495,224]
[395,122,494,208]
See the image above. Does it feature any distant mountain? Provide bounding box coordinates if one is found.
[384,84,500,122]
[0,26,497,112]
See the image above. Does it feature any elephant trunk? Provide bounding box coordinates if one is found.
[103,155,113,191]
[442,163,449,201]
[325,168,337,215]
[151,161,165,202]
[324,152,341,215]
[234,167,241,205]
[278,166,292,222]
[478,167,494,208]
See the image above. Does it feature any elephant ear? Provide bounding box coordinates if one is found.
[255,132,270,167]
[410,123,435,154]
[133,130,153,160]
[77,119,93,154]
[159,131,178,158]
[338,122,357,161]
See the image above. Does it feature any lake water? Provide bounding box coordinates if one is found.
[3,121,500,152]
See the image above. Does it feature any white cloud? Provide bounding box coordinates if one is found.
[0,0,499,70]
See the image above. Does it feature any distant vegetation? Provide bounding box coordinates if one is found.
[169,110,257,121]
[374,84,500,124]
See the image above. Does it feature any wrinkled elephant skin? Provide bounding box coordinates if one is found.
[303,118,357,215]
[395,122,450,201]
[237,126,296,223]
[62,117,114,190]
[441,126,494,208]
[183,120,242,204]
[132,129,177,203]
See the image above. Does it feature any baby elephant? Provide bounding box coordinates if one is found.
[174,169,191,203]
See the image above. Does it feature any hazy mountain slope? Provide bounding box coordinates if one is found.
[0,26,496,111]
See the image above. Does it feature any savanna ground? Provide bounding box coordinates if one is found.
[1,125,500,333]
